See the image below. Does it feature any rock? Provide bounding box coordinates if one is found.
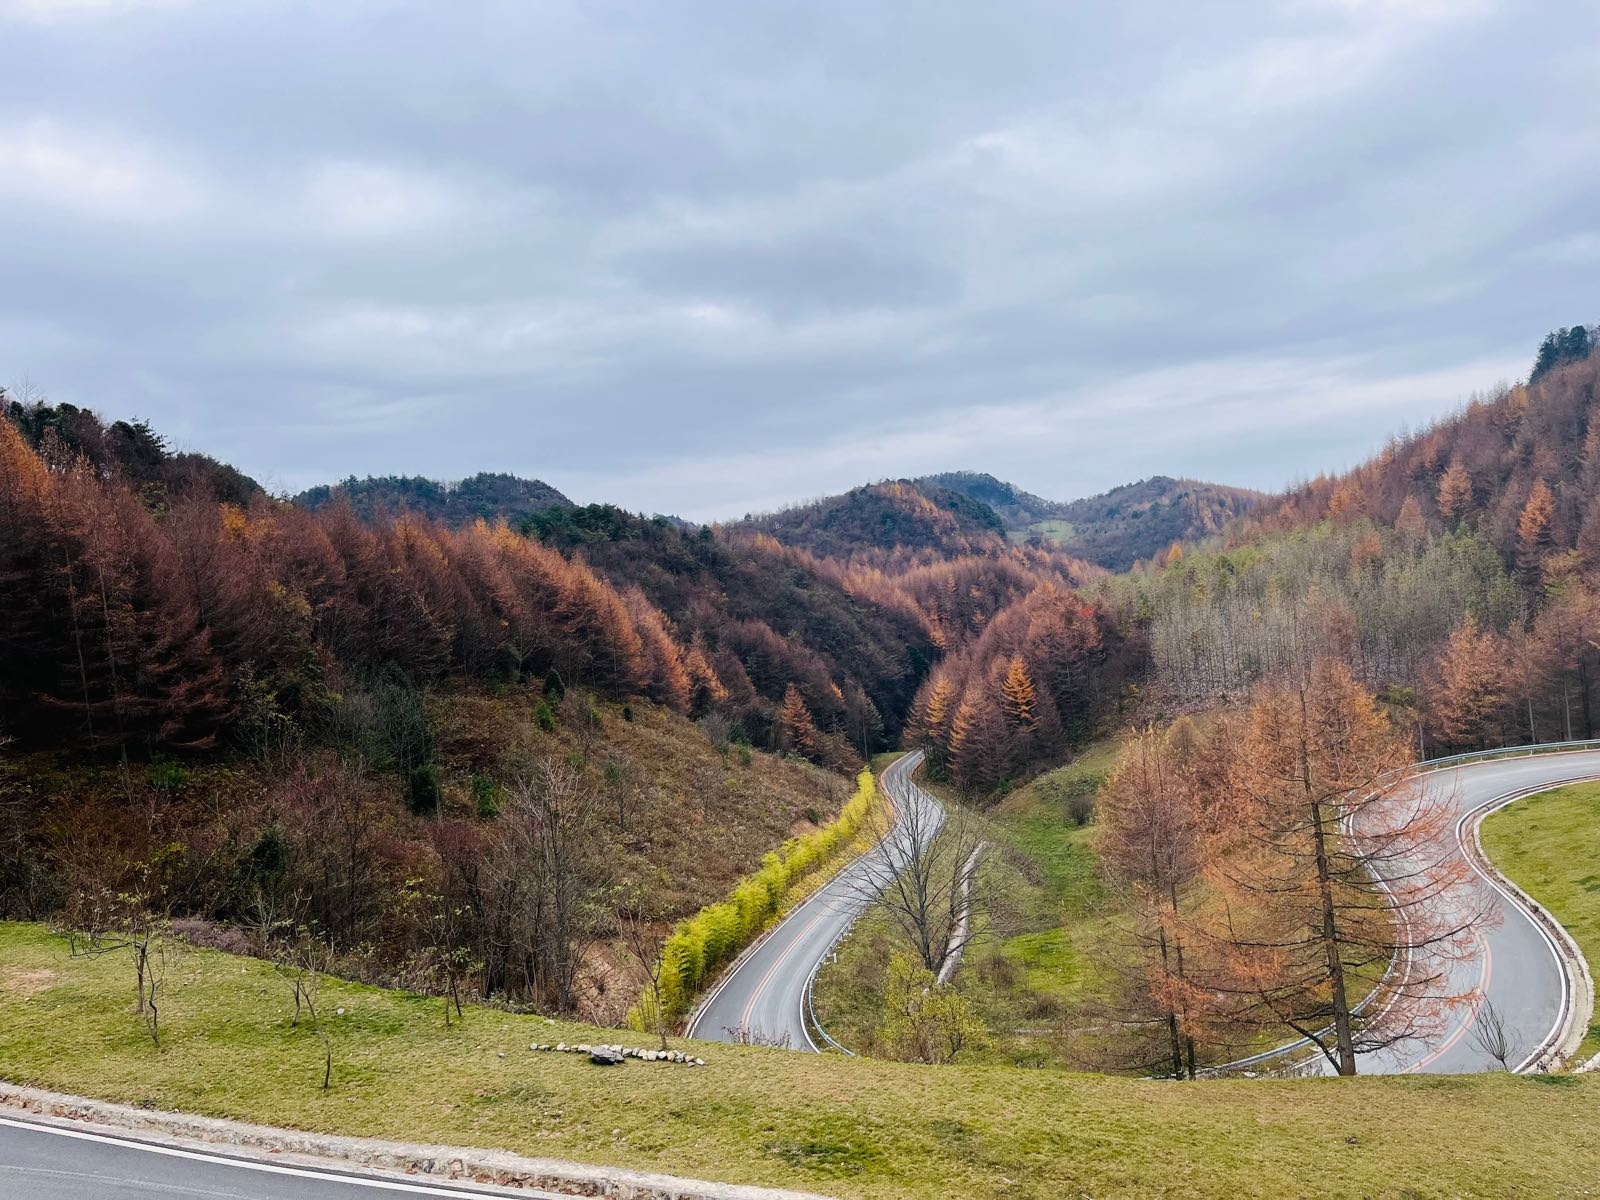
[577,1044,590,1053]
[556,1043,567,1052]
[589,1046,625,1066]
[693,1057,705,1066]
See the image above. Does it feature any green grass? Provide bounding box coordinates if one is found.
[3,921,1599,1199]
[1481,781,1600,1063]
[967,743,1121,1021]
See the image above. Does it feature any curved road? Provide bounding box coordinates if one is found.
[1317,749,1599,1075]
[693,747,1598,1073]
[687,751,942,1049]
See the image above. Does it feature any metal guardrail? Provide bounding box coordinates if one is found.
[1411,738,1600,774]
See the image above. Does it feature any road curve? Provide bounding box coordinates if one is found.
[1303,749,1600,1075]
[687,751,942,1050]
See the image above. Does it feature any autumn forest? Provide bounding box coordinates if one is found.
[2,325,1598,1047]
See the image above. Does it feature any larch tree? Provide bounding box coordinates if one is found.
[1430,616,1510,751]
[1000,654,1038,728]
[780,684,821,761]
[1395,495,1428,541]
[1437,462,1473,524]
[1517,479,1555,579]
[1097,724,1207,1079]
[1204,659,1480,1076]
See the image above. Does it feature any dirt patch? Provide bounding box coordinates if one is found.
[0,966,59,997]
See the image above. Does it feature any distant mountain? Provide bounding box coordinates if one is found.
[735,480,1009,560]
[296,472,573,527]
[919,471,1261,571]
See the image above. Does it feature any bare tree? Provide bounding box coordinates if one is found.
[853,765,991,979]
[615,897,670,1051]
[478,756,608,1010]
[60,880,174,1047]
[1469,998,1517,1071]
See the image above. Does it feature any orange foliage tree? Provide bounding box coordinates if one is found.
[1202,660,1479,1075]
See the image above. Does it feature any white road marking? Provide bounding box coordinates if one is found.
[0,1117,564,1198]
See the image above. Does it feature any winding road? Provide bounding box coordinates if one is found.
[694,746,1598,1074]
[1314,748,1598,1075]
[687,750,943,1049]
[2,748,1596,1197]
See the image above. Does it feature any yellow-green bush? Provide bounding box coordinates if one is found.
[633,769,879,1028]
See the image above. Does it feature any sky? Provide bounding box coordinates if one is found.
[1,0,1596,520]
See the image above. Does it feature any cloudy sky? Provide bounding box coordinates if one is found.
[2,0,1596,519]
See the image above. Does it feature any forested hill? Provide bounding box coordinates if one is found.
[1245,325,1600,567]
[920,471,1262,571]
[1103,324,1600,759]
[296,472,574,527]
[734,480,1011,560]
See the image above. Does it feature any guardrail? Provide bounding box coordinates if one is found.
[1412,738,1600,774]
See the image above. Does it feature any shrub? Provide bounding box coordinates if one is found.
[533,700,556,732]
[407,764,442,816]
[636,769,880,1023]
[471,774,500,819]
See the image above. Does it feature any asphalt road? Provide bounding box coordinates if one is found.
[691,746,1597,1072]
[0,1115,560,1200]
[1299,750,1600,1075]
[687,750,943,1049]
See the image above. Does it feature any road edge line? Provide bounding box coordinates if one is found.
[0,1083,836,1200]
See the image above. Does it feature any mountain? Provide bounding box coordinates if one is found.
[735,480,1010,560]
[920,471,1261,571]
[296,472,573,527]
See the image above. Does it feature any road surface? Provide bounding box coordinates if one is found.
[1290,749,1600,1074]
[687,751,942,1049]
[0,1115,557,1199]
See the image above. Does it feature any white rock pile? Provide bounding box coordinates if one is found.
[533,1041,706,1066]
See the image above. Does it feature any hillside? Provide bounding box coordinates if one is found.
[923,471,1262,571]
[0,686,848,1025]
[1106,326,1600,754]
[736,479,1010,560]
[296,471,574,527]
[1250,329,1600,570]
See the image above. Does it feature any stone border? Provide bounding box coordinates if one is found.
[0,1082,836,1200]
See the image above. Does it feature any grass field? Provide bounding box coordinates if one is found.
[4,920,1600,1199]
[1481,780,1600,1063]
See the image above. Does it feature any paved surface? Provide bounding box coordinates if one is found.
[1310,750,1600,1074]
[688,751,942,1049]
[0,1115,559,1199]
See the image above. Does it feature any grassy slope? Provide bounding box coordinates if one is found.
[813,744,1124,1065]
[3,922,1598,1200]
[1481,781,1600,1062]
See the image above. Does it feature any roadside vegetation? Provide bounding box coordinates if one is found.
[633,767,880,1027]
[1482,781,1600,1063]
[5,920,1600,1200]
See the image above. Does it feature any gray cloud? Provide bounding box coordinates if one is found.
[1,0,1595,519]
